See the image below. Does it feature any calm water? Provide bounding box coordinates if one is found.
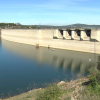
[0,38,98,98]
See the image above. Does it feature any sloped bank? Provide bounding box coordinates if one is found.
[3,77,90,100]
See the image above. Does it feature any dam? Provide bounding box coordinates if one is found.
[1,29,100,53]
[0,29,99,98]
[0,38,98,98]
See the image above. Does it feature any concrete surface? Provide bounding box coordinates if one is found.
[1,29,100,54]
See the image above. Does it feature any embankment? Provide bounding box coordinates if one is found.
[1,29,100,54]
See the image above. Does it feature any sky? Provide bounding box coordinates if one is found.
[0,0,100,25]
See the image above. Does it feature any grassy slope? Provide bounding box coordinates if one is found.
[3,77,95,100]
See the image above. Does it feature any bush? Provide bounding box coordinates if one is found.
[36,83,61,100]
[96,73,100,85]
[97,56,100,71]
[89,76,99,89]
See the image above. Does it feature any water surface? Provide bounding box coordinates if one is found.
[0,38,98,98]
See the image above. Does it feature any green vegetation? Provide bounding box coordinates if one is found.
[77,56,100,100]
[0,23,100,29]
[0,23,37,29]
[0,23,17,26]
[88,56,100,92]
[36,83,61,100]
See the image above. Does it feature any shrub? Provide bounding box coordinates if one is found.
[97,56,100,71]
[36,83,61,100]
[88,75,100,93]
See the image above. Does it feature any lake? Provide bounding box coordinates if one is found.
[0,38,98,98]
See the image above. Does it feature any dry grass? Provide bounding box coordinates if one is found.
[4,88,44,100]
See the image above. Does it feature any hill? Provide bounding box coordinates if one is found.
[0,23,100,29]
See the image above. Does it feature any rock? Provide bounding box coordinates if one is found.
[57,81,66,86]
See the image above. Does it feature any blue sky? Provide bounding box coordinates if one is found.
[0,0,100,25]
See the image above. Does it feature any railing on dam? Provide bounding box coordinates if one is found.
[53,29,100,42]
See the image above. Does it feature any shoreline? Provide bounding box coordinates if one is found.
[1,36,100,54]
[3,77,89,100]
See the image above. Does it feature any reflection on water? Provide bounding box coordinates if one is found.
[0,36,2,51]
[0,39,98,98]
[0,37,1,46]
[2,39,98,75]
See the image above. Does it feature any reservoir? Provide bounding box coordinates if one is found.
[0,38,98,98]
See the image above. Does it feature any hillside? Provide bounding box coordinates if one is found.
[0,23,100,29]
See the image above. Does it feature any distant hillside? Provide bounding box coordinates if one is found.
[35,24,100,29]
[66,24,100,29]
[0,23,100,29]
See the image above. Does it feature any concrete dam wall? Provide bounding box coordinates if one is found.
[1,29,100,54]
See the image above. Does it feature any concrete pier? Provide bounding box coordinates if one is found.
[53,29,59,39]
[61,29,92,41]
[63,30,67,39]
[70,30,80,40]
[80,30,86,41]
[71,30,75,40]
[62,29,91,41]
[53,29,100,42]
[53,29,63,39]
[91,29,100,42]
[63,30,71,39]
[58,30,63,39]
[74,31,80,40]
